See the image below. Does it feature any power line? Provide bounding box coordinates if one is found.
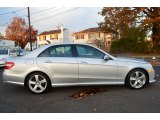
[31,7,64,21]
[30,7,56,15]
[0,7,81,28]
[0,7,65,26]
[0,8,26,15]
[16,7,64,19]
[32,7,81,23]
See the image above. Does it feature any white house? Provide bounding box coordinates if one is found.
[73,27,116,51]
[0,39,15,50]
[36,27,73,46]
[24,42,37,51]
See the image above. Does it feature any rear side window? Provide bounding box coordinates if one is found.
[38,45,73,57]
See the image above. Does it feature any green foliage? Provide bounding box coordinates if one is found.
[110,27,151,53]
[99,7,160,50]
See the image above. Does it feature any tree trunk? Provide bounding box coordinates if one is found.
[151,7,160,50]
[152,23,160,50]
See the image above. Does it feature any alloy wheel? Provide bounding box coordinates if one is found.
[28,75,47,93]
[129,71,146,89]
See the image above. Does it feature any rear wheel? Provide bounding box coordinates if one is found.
[26,72,51,94]
[125,69,148,89]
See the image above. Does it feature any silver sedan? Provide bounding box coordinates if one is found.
[3,43,155,94]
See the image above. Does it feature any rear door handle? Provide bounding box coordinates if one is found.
[81,61,88,64]
[44,60,53,63]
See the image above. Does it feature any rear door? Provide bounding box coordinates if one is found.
[37,44,78,84]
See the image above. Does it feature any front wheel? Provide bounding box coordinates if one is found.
[26,72,51,94]
[125,69,148,89]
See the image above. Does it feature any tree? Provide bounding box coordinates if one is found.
[99,7,160,51]
[5,17,38,48]
[110,27,151,53]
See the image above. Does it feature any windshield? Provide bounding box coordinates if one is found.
[0,50,8,55]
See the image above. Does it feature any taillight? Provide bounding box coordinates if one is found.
[4,62,15,69]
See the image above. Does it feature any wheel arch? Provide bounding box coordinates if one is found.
[24,71,52,86]
[125,67,149,84]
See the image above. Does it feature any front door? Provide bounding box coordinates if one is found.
[75,45,117,83]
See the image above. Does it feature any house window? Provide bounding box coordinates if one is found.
[43,36,46,40]
[89,33,100,39]
[76,35,79,40]
[80,34,84,39]
[75,34,84,40]
[39,36,42,41]
[50,35,55,40]
[54,34,58,39]
[98,33,101,38]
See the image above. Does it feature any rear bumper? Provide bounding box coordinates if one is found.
[3,70,24,86]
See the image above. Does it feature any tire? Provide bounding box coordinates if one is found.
[26,72,51,94]
[125,69,148,89]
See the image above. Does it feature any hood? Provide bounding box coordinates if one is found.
[115,56,147,64]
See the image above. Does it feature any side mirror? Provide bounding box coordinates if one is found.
[104,55,110,60]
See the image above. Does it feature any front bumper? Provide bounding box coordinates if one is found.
[147,68,156,83]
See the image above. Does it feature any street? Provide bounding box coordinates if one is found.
[0,66,160,113]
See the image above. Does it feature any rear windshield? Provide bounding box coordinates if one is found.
[0,50,8,55]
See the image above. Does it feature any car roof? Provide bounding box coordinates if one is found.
[23,43,112,58]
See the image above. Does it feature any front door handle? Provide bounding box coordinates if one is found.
[81,61,88,64]
[44,60,53,63]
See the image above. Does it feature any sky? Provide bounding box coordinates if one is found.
[0,7,103,35]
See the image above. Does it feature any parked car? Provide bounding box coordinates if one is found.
[3,43,155,94]
[0,49,10,67]
[10,49,29,56]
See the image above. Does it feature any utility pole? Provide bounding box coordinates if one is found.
[27,7,32,51]
[60,25,64,43]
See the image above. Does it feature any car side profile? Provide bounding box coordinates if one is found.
[3,43,155,94]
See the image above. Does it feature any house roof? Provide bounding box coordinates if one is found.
[74,27,117,34]
[38,29,66,35]
[74,27,104,34]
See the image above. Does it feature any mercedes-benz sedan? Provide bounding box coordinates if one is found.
[3,43,155,94]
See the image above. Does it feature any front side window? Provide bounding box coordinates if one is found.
[76,45,105,59]
[38,45,72,57]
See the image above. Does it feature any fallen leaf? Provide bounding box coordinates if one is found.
[69,88,106,99]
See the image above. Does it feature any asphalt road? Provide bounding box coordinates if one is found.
[0,67,160,113]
